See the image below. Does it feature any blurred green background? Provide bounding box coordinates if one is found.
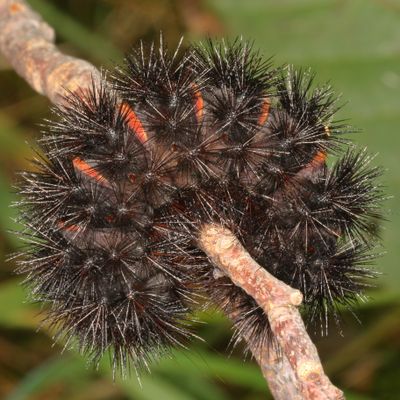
[0,0,399,399]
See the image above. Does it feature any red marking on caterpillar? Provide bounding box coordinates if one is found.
[127,173,136,184]
[57,220,81,232]
[258,98,271,126]
[307,245,315,254]
[191,83,204,122]
[105,214,115,223]
[121,103,149,143]
[284,150,327,186]
[72,157,110,186]
[312,151,327,166]
[303,150,327,174]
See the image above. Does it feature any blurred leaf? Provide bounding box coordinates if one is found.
[344,391,373,400]
[27,0,123,64]
[107,368,198,400]
[161,373,230,400]
[0,113,32,163]
[5,355,90,400]
[98,347,265,399]
[326,309,400,374]
[208,0,400,62]
[155,349,266,391]
[0,279,38,329]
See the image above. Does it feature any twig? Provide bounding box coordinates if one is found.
[199,224,344,400]
[0,1,344,398]
[251,344,302,399]
[0,0,99,105]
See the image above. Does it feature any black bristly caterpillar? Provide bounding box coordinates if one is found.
[13,37,384,374]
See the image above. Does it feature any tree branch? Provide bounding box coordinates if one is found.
[0,0,98,105]
[199,223,344,399]
[0,1,344,398]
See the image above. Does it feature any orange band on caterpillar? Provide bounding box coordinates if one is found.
[121,103,148,143]
[312,151,327,167]
[57,220,81,232]
[191,83,204,122]
[72,157,110,186]
[258,98,271,126]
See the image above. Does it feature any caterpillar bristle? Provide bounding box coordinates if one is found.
[277,67,337,127]
[14,37,385,375]
[323,149,384,242]
[302,241,379,334]
[191,38,276,94]
[207,275,275,355]
[190,38,277,145]
[113,38,202,148]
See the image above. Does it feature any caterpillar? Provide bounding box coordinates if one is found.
[14,37,383,373]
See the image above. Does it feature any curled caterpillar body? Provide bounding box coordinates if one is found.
[15,38,384,373]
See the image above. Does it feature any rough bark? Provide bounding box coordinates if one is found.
[199,224,344,400]
[0,0,99,105]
